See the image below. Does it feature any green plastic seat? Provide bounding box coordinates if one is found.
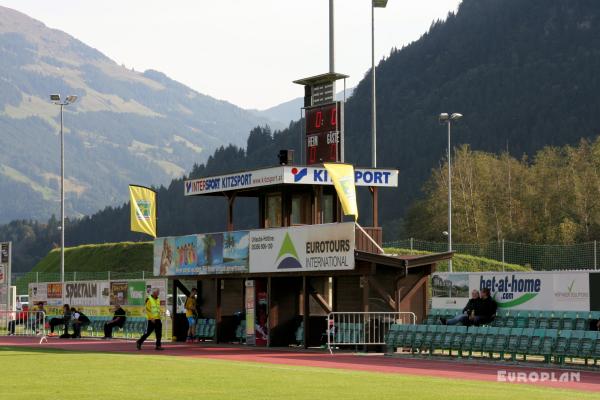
[539,329,558,362]
[440,325,457,355]
[580,331,599,365]
[399,325,417,349]
[448,325,467,356]
[512,327,534,361]
[391,324,410,349]
[489,327,511,359]
[563,330,585,364]
[548,313,562,330]
[553,329,572,363]
[471,326,489,356]
[410,325,429,354]
[424,325,446,356]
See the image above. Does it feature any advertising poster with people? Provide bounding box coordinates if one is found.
[110,282,128,306]
[153,230,250,276]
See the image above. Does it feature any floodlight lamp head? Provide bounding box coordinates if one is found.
[450,113,463,121]
[442,231,449,236]
[373,0,389,7]
[50,94,61,103]
[65,95,78,104]
[439,113,449,123]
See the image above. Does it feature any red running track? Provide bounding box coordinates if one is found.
[1,336,599,393]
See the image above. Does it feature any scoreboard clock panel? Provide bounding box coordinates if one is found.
[305,102,343,164]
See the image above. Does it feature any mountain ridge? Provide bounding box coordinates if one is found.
[0,5,279,223]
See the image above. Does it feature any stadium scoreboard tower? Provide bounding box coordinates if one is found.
[294,72,348,165]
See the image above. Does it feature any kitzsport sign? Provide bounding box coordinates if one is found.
[184,166,398,195]
[432,272,590,311]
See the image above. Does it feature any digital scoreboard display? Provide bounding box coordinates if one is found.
[305,102,342,164]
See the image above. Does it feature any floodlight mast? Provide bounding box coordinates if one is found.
[439,112,462,272]
[49,93,78,283]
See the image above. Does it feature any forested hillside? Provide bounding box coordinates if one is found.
[6,0,600,272]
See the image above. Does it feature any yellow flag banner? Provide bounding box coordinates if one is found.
[129,185,157,237]
[324,163,358,220]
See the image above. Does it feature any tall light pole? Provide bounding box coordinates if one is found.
[439,112,462,272]
[371,0,387,168]
[371,0,388,228]
[50,94,78,283]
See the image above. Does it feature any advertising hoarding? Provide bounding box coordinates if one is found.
[432,272,591,312]
[183,166,398,196]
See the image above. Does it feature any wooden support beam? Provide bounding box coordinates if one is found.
[361,275,369,313]
[215,278,221,343]
[225,193,236,231]
[308,283,331,314]
[368,276,397,311]
[331,276,338,312]
[171,279,177,338]
[267,276,272,347]
[174,279,190,296]
[302,276,309,349]
[371,186,378,227]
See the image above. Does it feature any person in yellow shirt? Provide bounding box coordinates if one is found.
[136,288,163,350]
[185,288,198,343]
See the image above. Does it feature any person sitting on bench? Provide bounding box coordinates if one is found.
[71,307,91,338]
[48,304,71,337]
[103,305,127,339]
[440,290,480,326]
[470,288,497,326]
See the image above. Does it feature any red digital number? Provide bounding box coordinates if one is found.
[315,111,323,128]
[309,146,317,164]
[330,107,337,127]
[329,142,337,160]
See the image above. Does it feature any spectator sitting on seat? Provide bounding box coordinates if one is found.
[70,307,91,338]
[49,304,71,337]
[469,287,497,326]
[440,290,480,326]
[103,304,127,339]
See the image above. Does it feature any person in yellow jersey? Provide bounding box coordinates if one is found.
[185,288,198,343]
[136,288,163,350]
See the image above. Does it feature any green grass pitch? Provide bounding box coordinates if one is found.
[1,347,598,400]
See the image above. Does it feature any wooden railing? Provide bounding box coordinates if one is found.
[355,226,383,254]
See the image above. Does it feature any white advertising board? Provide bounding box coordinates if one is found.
[432,271,590,312]
[184,166,399,195]
[249,222,355,273]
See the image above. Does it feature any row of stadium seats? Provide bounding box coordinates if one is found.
[194,318,216,340]
[423,308,600,330]
[386,324,600,365]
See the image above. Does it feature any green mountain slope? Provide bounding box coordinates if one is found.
[0,6,277,223]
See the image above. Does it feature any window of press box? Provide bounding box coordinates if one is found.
[291,193,312,225]
[265,193,282,228]
[322,193,335,223]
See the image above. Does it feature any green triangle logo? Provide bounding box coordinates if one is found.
[277,232,299,260]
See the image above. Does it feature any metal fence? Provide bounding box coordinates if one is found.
[0,310,46,337]
[11,271,155,292]
[326,312,416,354]
[384,239,600,271]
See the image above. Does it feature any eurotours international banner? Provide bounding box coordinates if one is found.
[153,222,355,276]
[249,223,355,273]
[431,272,591,312]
